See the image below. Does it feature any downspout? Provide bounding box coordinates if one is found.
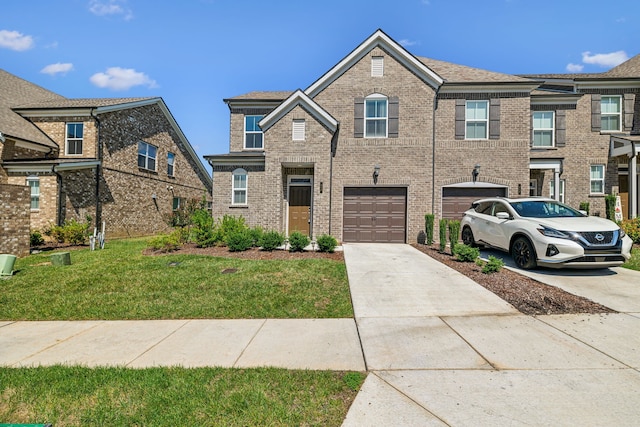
[51,165,64,226]
[90,108,102,227]
[431,84,442,215]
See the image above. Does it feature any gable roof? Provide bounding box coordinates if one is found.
[0,69,62,149]
[602,53,640,78]
[417,57,534,84]
[305,29,444,97]
[258,90,338,134]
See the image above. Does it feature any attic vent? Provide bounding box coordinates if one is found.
[371,56,384,77]
[293,119,305,141]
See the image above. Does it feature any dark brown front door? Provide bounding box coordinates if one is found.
[289,186,311,236]
[343,187,407,243]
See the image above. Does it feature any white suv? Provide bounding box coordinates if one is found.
[460,197,633,269]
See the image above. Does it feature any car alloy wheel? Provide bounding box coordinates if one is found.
[511,236,536,269]
[461,226,476,247]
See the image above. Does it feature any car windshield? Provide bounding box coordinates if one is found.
[509,200,585,218]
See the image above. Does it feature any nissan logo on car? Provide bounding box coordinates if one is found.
[595,233,605,242]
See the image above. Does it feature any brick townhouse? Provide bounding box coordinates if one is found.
[0,69,212,256]
[206,29,640,244]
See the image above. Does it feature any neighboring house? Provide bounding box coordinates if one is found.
[0,69,212,256]
[205,29,640,244]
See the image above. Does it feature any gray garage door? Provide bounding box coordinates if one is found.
[442,186,507,221]
[343,187,407,243]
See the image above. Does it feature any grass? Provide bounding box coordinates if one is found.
[0,238,352,320]
[622,245,640,271]
[0,366,365,426]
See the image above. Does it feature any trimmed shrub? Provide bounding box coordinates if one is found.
[439,219,448,253]
[30,230,44,247]
[288,231,310,252]
[216,214,248,243]
[453,244,479,262]
[259,231,285,251]
[226,229,253,252]
[424,214,435,245]
[482,256,504,274]
[621,218,640,244]
[148,232,181,253]
[605,194,617,221]
[579,202,590,215]
[249,226,264,247]
[317,234,338,253]
[448,220,461,253]
[46,218,91,245]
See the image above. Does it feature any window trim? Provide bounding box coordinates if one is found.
[590,164,605,194]
[465,100,489,140]
[364,94,388,138]
[244,115,264,150]
[532,111,555,148]
[137,141,158,172]
[232,168,248,206]
[167,152,175,177]
[601,95,622,133]
[27,176,40,210]
[65,122,84,156]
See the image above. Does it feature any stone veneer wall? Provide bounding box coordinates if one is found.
[0,184,30,257]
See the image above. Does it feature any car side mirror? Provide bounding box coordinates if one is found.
[496,212,510,220]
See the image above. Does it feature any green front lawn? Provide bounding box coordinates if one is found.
[623,245,640,271]
[0,366,364,426]
[1,238,352,320]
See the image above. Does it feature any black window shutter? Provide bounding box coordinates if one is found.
[489,98,500,140]
[354,97,364,138]
[591,94,601,132]
[455,99,465,140]
[555,110,566,147]
[624,93,635,132]
[388,96,399,138]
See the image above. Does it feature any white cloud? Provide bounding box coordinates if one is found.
[90,67,158,91]
[41,63,74,76]
[399,39,418,47]
[0,30,34,51]
[89,0,133,20]
[566,63,584,72]
[582,50,629,68]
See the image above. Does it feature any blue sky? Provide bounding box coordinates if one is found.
[1,0,639,162]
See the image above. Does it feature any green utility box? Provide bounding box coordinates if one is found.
[0,254,17,276]
[50,252,71,266]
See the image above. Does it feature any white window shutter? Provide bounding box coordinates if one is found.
[371,56,384,77]
[293,119,305,141]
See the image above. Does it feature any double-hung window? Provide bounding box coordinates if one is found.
[137,141,157,171]
[167,152,175,177]
[601,96,621,132]
[466,101,488,139]
[27,177,39,210]
[532,111,554,147]
[66,123,83,155]
[245,116,263,149]
[365,95,387,138]
[232,168,247,205]
[590,165,605,194]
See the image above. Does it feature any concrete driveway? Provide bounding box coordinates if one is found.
[342,243,640,426]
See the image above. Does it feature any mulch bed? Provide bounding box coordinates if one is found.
[144,243,344,261]
[411,244,615,315]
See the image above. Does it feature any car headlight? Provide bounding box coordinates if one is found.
[620,228,626,238]
[537,226,570,239]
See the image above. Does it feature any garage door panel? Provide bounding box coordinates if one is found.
[442,186,507,221]
[343,187,407,243]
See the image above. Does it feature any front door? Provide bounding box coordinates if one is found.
[288,186,311,236]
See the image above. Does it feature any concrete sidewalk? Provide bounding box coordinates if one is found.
[342,244,640,426]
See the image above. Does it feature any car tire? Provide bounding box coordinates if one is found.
[461,226,477,247]
[511,236,537,269]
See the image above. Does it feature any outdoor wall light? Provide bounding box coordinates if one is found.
[373,164,380,184]
[472,164,480,183]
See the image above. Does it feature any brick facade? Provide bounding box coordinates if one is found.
[0,184,30,257]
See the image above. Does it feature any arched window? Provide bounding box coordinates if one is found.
[232,168,247,205]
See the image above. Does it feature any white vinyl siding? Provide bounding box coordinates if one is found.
[466,101,488,139]
[292,119,305,141]
[532,111,554,147]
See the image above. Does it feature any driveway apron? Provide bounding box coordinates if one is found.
[342,243,640,427]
